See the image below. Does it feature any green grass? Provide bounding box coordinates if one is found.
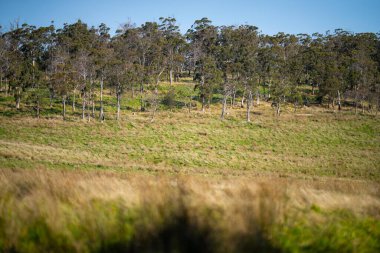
[0,81,380,252]
[0,101,379,180]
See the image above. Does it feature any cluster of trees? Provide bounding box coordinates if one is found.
[0,18,379,121]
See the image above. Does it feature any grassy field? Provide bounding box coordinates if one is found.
[0,82,380,252]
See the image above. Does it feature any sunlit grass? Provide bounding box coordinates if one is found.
[0,81,380,252]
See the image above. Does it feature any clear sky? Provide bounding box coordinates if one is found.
[0,0,379,35]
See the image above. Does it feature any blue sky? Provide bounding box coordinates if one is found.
[0,0,379,35]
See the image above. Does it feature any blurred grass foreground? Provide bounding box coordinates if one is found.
[0,169,379,253]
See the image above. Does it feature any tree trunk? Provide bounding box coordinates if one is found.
[92,99,95,118]
[87,98,91,122]
[263,85,266,99]
[276,102,281,116]
[140,83,144,111]
[62,96,66,120]
[232,90,236,107]
[6,79,10,96]
[332,97,336,112]
[201,76,205,112]
[240,88,245,108]
[354,85,359,114]
[201,96,205,112]
[36,98,40,118]
[169,69,173,86]
[116,89,121,121]
[221,94,228,120]
[337,90,341,111]
[72,89,76,111]
[246,90,252,122]
[82,94,86,120]
[99,78,104,121]
[361,100,365,114]
[4,78,7,96]
[15,92,20,109]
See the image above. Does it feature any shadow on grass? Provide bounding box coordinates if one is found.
[2,200,281,253]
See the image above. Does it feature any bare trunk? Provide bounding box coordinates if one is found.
[62,97,66,120]
[6,79,10,96]
[201,76,205,112]
[116,89,121,121]
[92,100,95,117]
[82,94,86,120]
[276,102,281,116]
[36,98,40,118]
[332,97,336,112]
[72,89,76,111]
[140,83,144,111]
[87,98,91,122]
[99,78,104,121]
[221,94,228,120]
[231,90,236,108]
[355,88,358,114]
[169,69,173,86]
[188,95,192,113]
[15,90,21,109]
[240,89,245,108]
[337,90,341,111]
[201,96,205,112]
[246,90,252,122]
[361,100,365,114]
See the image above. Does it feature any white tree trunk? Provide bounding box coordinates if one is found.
[246,90,252,122]
[99,78,104,121]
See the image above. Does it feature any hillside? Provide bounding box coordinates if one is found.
[0,81,380,252]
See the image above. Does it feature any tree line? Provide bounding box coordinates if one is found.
[0,17,379,121]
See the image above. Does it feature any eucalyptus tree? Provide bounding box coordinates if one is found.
[2,23,34,109]
[48,45,72,119]
[115,22,141,99]
[257,37,274,100]
[237,25,259,121]
[94,23,111,121]
[23,25,55,117]
[0,26,6,93]
[187,18,219,111]
[267,33,298,116]
[159,17,185,85]
[58,20,95,114]
[348,32,378,113]
[218,25,259,121]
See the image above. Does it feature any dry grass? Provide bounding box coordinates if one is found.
[1,87,380,252]
[0,169,379,252]
[1,101,379,180]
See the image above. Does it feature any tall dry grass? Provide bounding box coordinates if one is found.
[0,169,379,252]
